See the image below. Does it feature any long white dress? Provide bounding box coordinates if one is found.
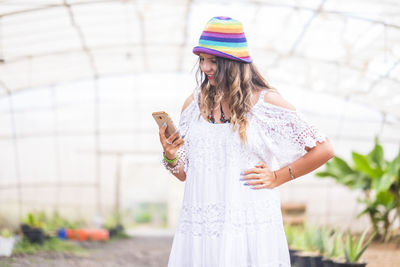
[168,89,326,267]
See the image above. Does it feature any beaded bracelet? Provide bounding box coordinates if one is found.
[161,157,182,174]
[163,152,178,164]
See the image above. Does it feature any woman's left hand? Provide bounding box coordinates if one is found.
[241,161,277,189]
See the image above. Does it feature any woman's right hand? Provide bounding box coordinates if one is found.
[159,123,184,161]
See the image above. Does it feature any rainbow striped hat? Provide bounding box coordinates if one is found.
[193,16,252,63]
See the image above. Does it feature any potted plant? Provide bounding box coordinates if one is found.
[20,212,46,244]
[105,211,126,238]
[333,229,375,267]
[40,211,85,240]
[322,232,343,267]
[284,224,303,265]
[295,225,325,267]
[316,138,400,242]
[0,228,17,257]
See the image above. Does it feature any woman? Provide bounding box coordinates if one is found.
[159,16,334,267]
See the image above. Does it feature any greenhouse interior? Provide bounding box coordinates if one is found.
[0,0,399,266]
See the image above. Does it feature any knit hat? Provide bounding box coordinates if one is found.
[193,16,252,63]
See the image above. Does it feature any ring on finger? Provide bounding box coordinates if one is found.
[166,140,172,145]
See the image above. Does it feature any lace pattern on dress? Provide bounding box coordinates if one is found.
[251,90,326,165]
[176,91,200,174]
[177,200,284,237]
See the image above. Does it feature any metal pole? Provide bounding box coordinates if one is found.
[8,92,23,219]
[115,154,121,224]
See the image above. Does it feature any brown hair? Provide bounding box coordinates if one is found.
[196,57,276,142]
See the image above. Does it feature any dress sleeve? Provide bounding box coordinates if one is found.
[252,101,327,167]
[176,95,197,174]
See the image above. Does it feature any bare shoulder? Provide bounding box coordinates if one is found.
[263,90,296,111]
[181,94,194,113]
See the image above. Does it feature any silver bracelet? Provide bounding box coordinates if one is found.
[162,157,182,174]
[288,166,295,180]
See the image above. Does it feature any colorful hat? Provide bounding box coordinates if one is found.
[193,16,252,63]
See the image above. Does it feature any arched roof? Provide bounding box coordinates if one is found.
[0,0,399,120]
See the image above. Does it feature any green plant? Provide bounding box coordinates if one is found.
[109,230,130,240]
[284,224,295,248]
[299,225,331,255]
[324,231,343,259]
[135,210,152,224]
[297,224,318,253]
[343,229,375,263]
[284,224,306,250]
[13,237,86,255]
[105,211,129,240]
[284,224,303,249]
[22,212,45,228]
[45,211,84,233]
[131,202,168,226]
[0,228,13,238]
[316,137,400,241]
[105,211,122,229]
[313,226,331,255]
[22,211,85,234]
[292,229,306,251]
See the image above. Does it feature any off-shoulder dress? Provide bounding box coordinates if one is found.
[168,89,326,267]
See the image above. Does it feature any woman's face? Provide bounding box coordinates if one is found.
[199,53,217,85]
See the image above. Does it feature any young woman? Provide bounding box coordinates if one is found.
[159,16,334,267]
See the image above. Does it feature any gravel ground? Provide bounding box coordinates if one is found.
[0,236,172,267]
[1,236,399,267]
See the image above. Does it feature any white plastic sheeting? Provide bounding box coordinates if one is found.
[1,0,399,117]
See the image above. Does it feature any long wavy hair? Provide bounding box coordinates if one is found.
[196,57,276,142]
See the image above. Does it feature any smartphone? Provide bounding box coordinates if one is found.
[152,111,177,138]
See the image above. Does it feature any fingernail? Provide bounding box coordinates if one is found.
[240,171,245,175]
[243,182,248,186]
[239,178,245,181]
[163,122,167,127]
[181,135,185,139]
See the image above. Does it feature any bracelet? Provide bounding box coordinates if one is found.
[163,152,178,164]
[162,157,182,174]
[288,166,295,180]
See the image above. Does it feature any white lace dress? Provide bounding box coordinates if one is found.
[168,89,326,267]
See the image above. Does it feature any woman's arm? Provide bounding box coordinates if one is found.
[242,90,334,188]
[159,127,186,182]
[274,140,334,186]
[244,139,334,189]
[159,94,194,182]
[266,90,334,185]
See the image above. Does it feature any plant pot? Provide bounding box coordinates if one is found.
[322,258,334,267]
[295,252,324,267]
[332,260,367,267]
[289,249,299,265]
[66,228,109,242]
[108,224,124,238]
[86,229,109,241]
[295,252,312,267]
[20,224,45,244]
[309,255,323,267]
[57,228,67,240]
[0,236,16,257]
[66,229,88,241]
